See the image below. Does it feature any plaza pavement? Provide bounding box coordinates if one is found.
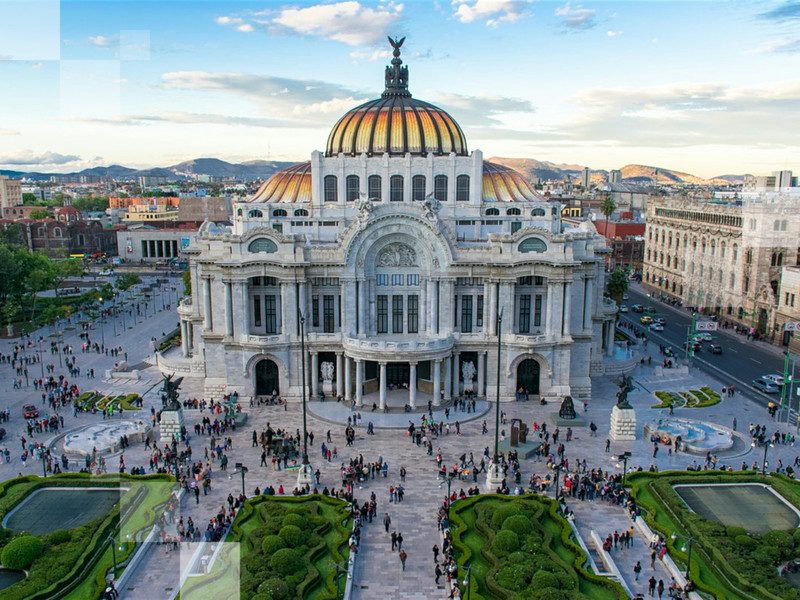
[1,294,799,598]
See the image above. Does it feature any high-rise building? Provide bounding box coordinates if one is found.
[609,170,622,184]
[0,176,22,209]
[581,167,591,189]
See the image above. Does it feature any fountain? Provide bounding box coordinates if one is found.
[644,417,734,454]
[62,420,151,458]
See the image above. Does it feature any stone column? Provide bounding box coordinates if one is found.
[546,280,556,337]
[420,279,428,333]
[444,355,452,402]
[487,282,497,336]
[344,356,352,403]
[335,353,344,397]
[299,281,308,322]
[562,279,572,337]
[605,321,615,356]
[224,282,234,337]
[203,277,212,330]
[355,359,364,406]
[408,362,417,409]
[239,281,250,339]
[358,280,367,335]
[180,321,189,357]
[379,362,387,410]
[583,277,594,330]
[452,351,460,396]
[477,351,486,397]
[311,352,319,399]
[483,281,491,331]
[433,359,441,406]
[430,280,439,334]
[186,323,193,354]
[440,280,453,335]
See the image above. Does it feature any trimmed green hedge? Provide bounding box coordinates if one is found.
[627,470,800,600]
[652,388,720,409]
[2,534,43,568]
[448,495,627,600]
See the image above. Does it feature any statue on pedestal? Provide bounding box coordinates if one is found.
[510,418,528,446]
[558,395,577,420]
[161,374,183,411]
[615,375,634,410]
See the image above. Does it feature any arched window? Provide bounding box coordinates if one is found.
[531,207,546,216]
[53,227,62,238]
[346,175,360,202]
[778,252,784,266]
[745,249,752,264]
[720,242,726,258]
[390,175,404,202]
[368,175,381,200]
[236,208,242,217]
[248,238,278,253]
[248,209,263,218]
[456,175,470,202]
[683,234,688,248]
[485,208,499,216]
[518,238,547,253]
[434,175,448,201]
[323,175,337,203]
[411,175,426,201]
[771,252,777,266]
[294,208,308,217]
[730,273,736,289]
[506,208,521,216]
[732,244,738,261]
[272,209,287,217]
[710,240,716,256]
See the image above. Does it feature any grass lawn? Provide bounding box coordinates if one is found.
[448,494,626,600]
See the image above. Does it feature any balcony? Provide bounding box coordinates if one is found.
[342,334,454,362]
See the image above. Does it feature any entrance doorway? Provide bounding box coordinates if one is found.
[386,363,410,387]
[516,359,540,395]
[255,359,279,396]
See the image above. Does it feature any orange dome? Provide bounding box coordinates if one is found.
[251,161,311,203]
[482,162,542,202]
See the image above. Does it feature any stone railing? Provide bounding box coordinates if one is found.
[343,335,453,354]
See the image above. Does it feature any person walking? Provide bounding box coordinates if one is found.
[384,513,391,533]
[432,544,440,563]
[434,564,442,584]
[657,579,665,599]
[634,561,642,581]
[648,575,657,597]
[391,531,397,551]
[399,549,407,571]
[396,531,404,551]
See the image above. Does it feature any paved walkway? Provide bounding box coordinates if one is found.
[308,396,489,428]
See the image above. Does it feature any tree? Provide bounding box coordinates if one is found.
[606,269,629,305]
[72,196,110,212]
[600,196,616,238]
[182,270,191,296]
[116,272,141,292]
[51,259,83,296]
[29,208,52,220]
[21,192,37,204]
[0,223,25,247]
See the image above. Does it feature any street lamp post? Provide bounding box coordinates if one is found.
[752,440,775,476]
[462,563,472,600]
[98,298,105,347]
[486,307,504,491]
[670,532,695,578]
[554,462,562,499]
[297,313,313,487]
[617,451,632,485]
[233,463,248,496]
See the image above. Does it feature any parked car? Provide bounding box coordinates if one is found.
[644,306,657,315]
[695,332,713,342]
[753,379,781,394]
[640,316,653,325]
[632,304,644,313]
[683,340,701,352]
[619,305,629,313]
[23,405,39,419]
[708,344,723,354]
[653,317,666,325]
[762,374,785,386]
[649,323,664,332]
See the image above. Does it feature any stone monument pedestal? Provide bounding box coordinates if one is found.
[160,409,184,442]
[322,380,334,396]
[296,463,314,487]
[610,405,637,441]
[484,463,504,492]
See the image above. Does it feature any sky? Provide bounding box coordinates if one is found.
[0,0,799,178]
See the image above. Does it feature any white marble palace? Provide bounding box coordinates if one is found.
[170,41,616,407]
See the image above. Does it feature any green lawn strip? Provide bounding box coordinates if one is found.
[449,495,626,600]
[697,387,722,408]
[652,391,686,409]
[0,474,174,600]
[627,471,800,600]
[180,495,351,600]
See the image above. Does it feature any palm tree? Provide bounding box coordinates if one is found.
[600,196,616,238]
[606,269,629,305]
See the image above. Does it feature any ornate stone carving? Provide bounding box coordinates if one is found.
[378,243,417,267]
[422,193,441,220]
[356,194,373,226]
[320,361,334,383]
[462,361,476,392]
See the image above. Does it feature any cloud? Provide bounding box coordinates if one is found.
[349,47,392,62]
[554,3,597,30]
[159,70,368,124]
[452,0,530,27]
[0,129,19,137]
[79,112,315,129]
[0,151,81,166]
[269,1,403,46]
[759,1,800,21]
[216,16,255,32]
[753,37,800,54]
[607,30,622,37]
[435,93,536,126]
[88,35,117,48]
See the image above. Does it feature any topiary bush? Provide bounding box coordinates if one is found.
[281,513,307,530]
[491,504,522,530]
[48,530,72,545]
[257,577,290,599]
[1,535,44,569]
[502,514,534,536]
[261,534,286,556]
[491,530,519,557]
[532,569,560,590]
[278,524,306,548]
[269,548,304,577]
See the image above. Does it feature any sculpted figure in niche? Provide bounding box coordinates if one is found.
[462,361,476,392]
[378,243,417,267]
[320,361,335,383]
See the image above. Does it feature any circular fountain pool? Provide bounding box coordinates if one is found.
[644,417,734,454]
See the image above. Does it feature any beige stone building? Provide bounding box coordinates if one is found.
[0,176,22,209]
[643,193,800,344]
[776,266,800,352]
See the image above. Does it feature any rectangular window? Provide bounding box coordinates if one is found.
[391,274,404,286]
[534,276,544,286]
[456,174,470,201]
[265,295,277,334]
[792,294,796,307]
[408,295,419,333]
[519,294,531,334]
[324,175,337,203]
[346,175,359,202]
[406,274,419,286]
[534,294,542,327]
[323,295,335,333]
[368,175,382,200]
[434,175,448,201]
[412,175,426,201]
[377,295,388,333]
[392,294,404,333]
[787,292,791,305]
[312,295,320,328]
[461,295,473,333]
[454,294,458,327]
[376,274,389,286]
[476,295,484,327]
[390,175,404,202]
[253,296,262,328]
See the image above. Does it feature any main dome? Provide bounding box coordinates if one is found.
[325,37,468,158]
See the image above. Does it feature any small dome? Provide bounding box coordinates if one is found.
[251,161,312,203]
[482,162,542,202]
[325,37,467,157]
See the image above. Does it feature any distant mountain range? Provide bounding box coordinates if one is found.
[0,157,296,182]
[1,155,744,186]
[488,157,742,186]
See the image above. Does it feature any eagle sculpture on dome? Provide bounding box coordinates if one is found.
[388,36,405,55]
